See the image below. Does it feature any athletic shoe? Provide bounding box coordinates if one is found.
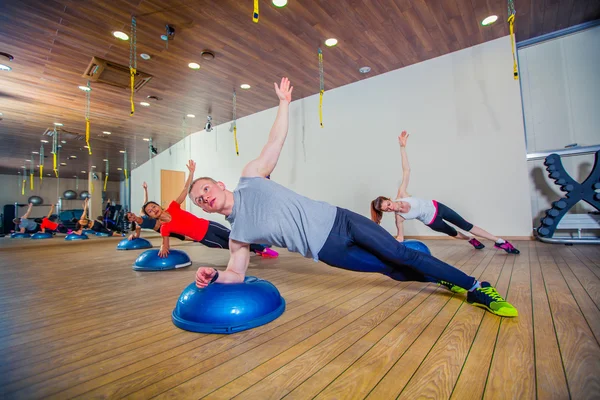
[258,248,279,258]
[468,238,485,250]
[467,282,518,317]
[438,280,467,294]
[494,241,520,254]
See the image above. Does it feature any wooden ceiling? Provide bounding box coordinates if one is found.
[0,0,598,181]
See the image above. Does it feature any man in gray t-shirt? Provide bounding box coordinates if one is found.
[13,203,41,233]
[186,77,518,318]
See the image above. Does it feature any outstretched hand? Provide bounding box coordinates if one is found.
[187,160,196,174]
[274,77,293,104]
[398,131,409,147]
[158,245,170,258]
[196,267,217,288]
[142,182,147,190]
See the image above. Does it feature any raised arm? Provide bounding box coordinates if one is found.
[141,182,148,212]
[45,204,54,219]
[395,214,405,242]
[396,131,411,199]
[158,236,171,257]
[242,77,293,178]
[195,239,250,288]
[22,203,34,219]
[80,199,89,220]
[175,160,196,204]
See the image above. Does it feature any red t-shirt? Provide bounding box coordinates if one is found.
[40,217,58,231]
[160,201,210,241]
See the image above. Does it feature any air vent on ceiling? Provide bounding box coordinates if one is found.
[42,127,84,141]
[83,56,152,91]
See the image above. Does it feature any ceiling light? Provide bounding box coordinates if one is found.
[324,38,338,47]
[92,165,96,168]
[102,131,111,135]
[103,159,108,161]
[60,162,67,166]
[20,166,25,168]
[359,66,371,74]
[117,167,123,171]
[272,0,288,7]
[81,171,87,173]
[32,151,39,154]
[186,114,196,118]
[25,159,31,162]
[41,139,49,143]
[113,31,129,41]
[188,62,201,70]
[140,101,150,106]
[240,84,251,89]
[119,150,126,153]
[142,138,150,141]
[140,53,151,60]
[481,15,498,26]
[83,145,89,149]
[53,122,63,126]
[61,140,67,144]
[47,173,51,176]
[78,85,91,92]
[0,64,12,71]
[70,155,77,159]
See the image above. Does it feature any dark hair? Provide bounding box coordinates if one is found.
[12,218,21,225]
[75,221,84,231]
[142,201,161,216]
[370,196,391,225]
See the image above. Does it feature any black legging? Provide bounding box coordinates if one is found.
[427,202,474,237]
[199,221,266,253]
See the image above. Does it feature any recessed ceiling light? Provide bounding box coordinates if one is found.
[53,122,63,126]
[69,155,77,159]
[359,66,371,74]
[0,64,12,71]
[102,131,111,135]
[140,53,151,60]
[20,165,25,168]
[481,15,498,26]
[140,101,150,106]
[25,159,31,162]
[83,145,89,149]
[272,0,288,7]
[103,159,108,161]
[81,171,87,173]
[113,31,129,41]
[60,162,67,166]
[119,150,126,153]
[324,38,338,47]
[143,138,150,141]
[78,85,91,92]
[41,139,49,143]
[92,165,96,168]
[61,140,67,144]
[186,114,196,118]
[47,173,51,177]
[32,151,39,154]
[117,167,123,171]
[188,62,201,70]
[240,84,251,89]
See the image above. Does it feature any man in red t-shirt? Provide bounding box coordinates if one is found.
[143,160,277,258]
[40,204,68,234]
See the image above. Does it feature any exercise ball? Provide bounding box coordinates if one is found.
[402,240,431,256]
[80,191,90,200]
[83,229,95,234]
[31,232,53,240]
[117,237,153,250]
[63,190,77,200]
[65,233,88,241]
[133,249,191,271]
[28,196,44,206]
[95,231,112,237]
[172,277,286,334]
[11,232,31,239]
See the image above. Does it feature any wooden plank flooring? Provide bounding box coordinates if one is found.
[0,236,599,399]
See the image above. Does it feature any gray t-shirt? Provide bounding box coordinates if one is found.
[226,177,337,261]
[19,219,38,231]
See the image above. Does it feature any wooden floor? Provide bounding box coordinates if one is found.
[0,236,599,400]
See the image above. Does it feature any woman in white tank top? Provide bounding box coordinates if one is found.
[370,132,519,254]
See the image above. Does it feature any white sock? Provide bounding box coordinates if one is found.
[496,238,506,244]
[469,281,481,292]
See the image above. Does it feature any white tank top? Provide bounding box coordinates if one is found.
[395,197,437,224]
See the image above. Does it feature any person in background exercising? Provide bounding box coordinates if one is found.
[39,204,68,234]
[76,198,121,236]
[13,203,40,233]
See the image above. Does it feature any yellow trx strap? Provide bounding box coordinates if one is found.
[234,126,239,156]
[130,67,136,116]
[253,0,259,23]
[30,172,33,190]
[319,90,324,128]
[125,169,129,189]
[53,153,58,177]
[508,14,518,80]
[104,174,108,191]
[318,48,324,128]
[40,165,43,181]
[21,179,26,195]
[85,117,92,154]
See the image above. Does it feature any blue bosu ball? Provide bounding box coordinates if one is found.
[133,249,191,271]
[402,240,431,256]
[117,237,153,250]
[31,232,53,240]
[83,229,95,234]
[11,232,31,239]
[95,231,112,237]
[65,233,88,241]
[172,277,286,334]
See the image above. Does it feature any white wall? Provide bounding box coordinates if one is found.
[132,36,533,237]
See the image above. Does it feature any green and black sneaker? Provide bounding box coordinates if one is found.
[438,280,467,294]
[467,282,518,317]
